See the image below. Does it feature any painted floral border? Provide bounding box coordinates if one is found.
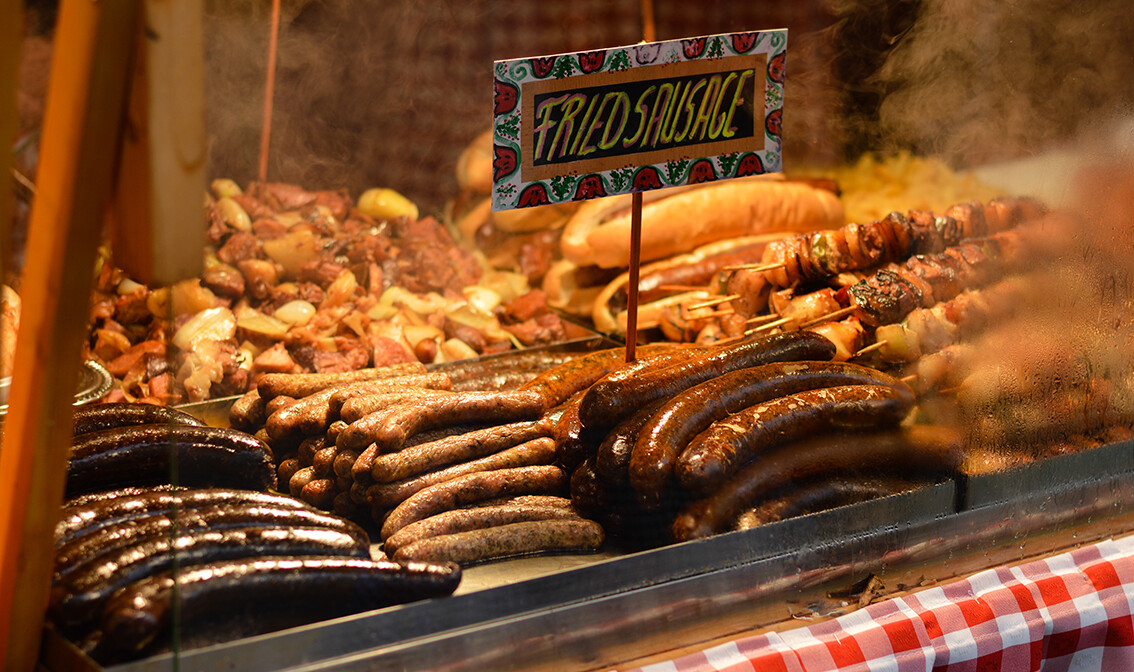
[491,29,787,211]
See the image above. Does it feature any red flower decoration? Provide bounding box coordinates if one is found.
[632,166,664,192]
[573,175,607,200]
[686,159,717,184]
[578,51,605,73]
[768,52,786,84]
[492,145,518,183]
[517,183,551,208]
[765,109,783,137]
[530,57,556,78]
[494,80,518,116]
[735,153,766,177]
[731,33,759,53]
[683,38,707,59]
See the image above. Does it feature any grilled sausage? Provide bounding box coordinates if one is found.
[594,399,666,484]
[380,465,568,540]
[339,389,455,424]
[54,504,368,582]
[65,425,275,498]
[731,474,926,530]
[518,343,681,410]
[96,557,460,661]
[371,420,550,483]
[327,372,454,416]
[55,488,308,546]
[338,390,545,453]
[677,383,915,494]
[71,403,204,437]
[383,500,580,555]
[255,362,427,400]
[50,525,370,638]
[392,519,604,566]
[578,331,837,432]
[228,390,266,431]
[631,361,910,503]
[672,425,963,541]
[366,437,558,510]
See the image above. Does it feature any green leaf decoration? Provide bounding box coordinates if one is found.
[609,168,633,192]
[498,114,520,141]
[717,153,739,176]
[665,159,689,184]
[550,175,577,200]
[707,37,725,59]
[608,50,631,72]
[552,57,578,79]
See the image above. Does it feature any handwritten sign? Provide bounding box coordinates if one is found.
[492,30,786,211]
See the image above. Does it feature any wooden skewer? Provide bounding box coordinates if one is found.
[799,305,857,329]
[745,314,781,325]
[853,340,888,358]
[657,284,710,292]
[900,374,917,383]
[745,315,794,335]
[722,261,787,273]
[686,294,740,311]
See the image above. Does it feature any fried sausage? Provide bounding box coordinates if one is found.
[312,443,340,477]
[340,389,455,423]
[338,390,545,453]
[299,478,336,510]
[519,343,681,410]
[594,399,665,484]
[366,437,558,510]
[65,425,275,498]
[677,383,916,494]
[97,558,461,661]
[55,488,307,546]
[578,331,837,431]
[380,465,568,540]
[391,519,604,566]
[731,474,926,530]
[631,361,911,502]
[50,525,370,638]
[326,372,454,416]
[228,390,266,431]
[255,362,427,400]
[54,504,368,582]
[383,501,581,555]
[551,389,603,471]
[71,403,204,437]
[672,425,963,541]
[371,420,550,483]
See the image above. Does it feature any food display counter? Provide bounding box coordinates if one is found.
[8,1,1134,671]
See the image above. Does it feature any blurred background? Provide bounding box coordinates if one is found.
[14,0,1134,217]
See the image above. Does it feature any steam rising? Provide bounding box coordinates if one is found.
[834,0,1134,166]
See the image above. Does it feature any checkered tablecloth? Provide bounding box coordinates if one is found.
[617,534,1134,672]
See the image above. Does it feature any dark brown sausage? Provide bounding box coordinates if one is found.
[228,390,266,431]
[677,383,916,494]
[551,389,603,472]
[594,400,665,484]
[731,474,926,531]
[338,390,546,453]
[380,465,568,540]
[366,437,558,510]
[97,558,460,661]
[277,458,301,487]
[391,519,603,566]
[371,420,550,483]
[255,362,427,400]
[578,331,837,432]
[312,444,341,477]
[518,343,682,410]
[265,385,351,444]
[299,478,337,510]
[673,425,963,540]
[383,501,581,555]
[289,466,316,498]
[71,402,204,437]
[630,361,911,503]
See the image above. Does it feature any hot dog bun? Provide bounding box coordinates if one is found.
[561,176,844,269]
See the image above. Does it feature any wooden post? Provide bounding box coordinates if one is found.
[0,0,141,667]
[0,0,20,286]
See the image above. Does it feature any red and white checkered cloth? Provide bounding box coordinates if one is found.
[617,533,1134,672]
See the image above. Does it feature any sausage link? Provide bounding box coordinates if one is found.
[380,465,568,540]
[255,362,427,400]
[384,501,580,555]
[265,385,350,444]
[676,383,917,495]
[326,420,347,446]
[340,389,455,423]
[594,400,665,484]
[579,331,837,431]
[289,466,316,498]
[228,390,266,431]
[334,448,360,479]
[371,421,550,483]
[630,361,909,503]
[300,478,337,510]
[519,343,681,410]
[296,435,326,465]
[339,390,545,453]
[327,372,454,417]
[277,458,301,488]
[366,437,558,511]
[552,389,603,471]
[263,395,297,418]
[391,519,603,566]
[312,444,341,477]
[673,425,963,540]
[71,402,204,437]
